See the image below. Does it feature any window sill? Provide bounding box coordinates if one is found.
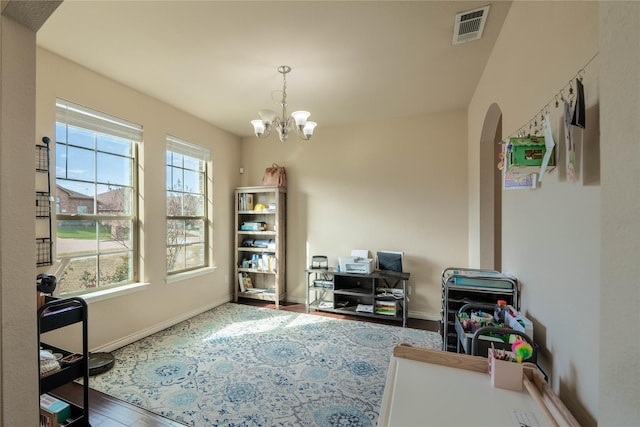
[166,266,216,284]
[79,282,150,304]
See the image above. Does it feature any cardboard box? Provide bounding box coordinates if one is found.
[488,349,523,391]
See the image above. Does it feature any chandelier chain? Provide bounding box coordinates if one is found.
[280,68,288,118]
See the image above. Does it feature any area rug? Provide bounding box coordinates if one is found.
[87,303,442,426]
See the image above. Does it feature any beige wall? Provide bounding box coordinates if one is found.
[468,1,600,425]
[0,15,39,426]
[599,2,640,424]
[3,2,637,424]
[36,48,242,351]
[240,112,468,320]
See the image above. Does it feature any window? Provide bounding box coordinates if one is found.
[55,99,141,295]
[166,135,211,274]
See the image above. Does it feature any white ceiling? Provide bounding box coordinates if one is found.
[37,1,511,138]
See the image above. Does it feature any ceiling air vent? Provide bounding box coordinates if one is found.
[452,5,490,45]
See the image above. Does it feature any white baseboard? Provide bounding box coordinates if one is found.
[93,295,441,353]
[92,296,232,353]
[408,310,441,322]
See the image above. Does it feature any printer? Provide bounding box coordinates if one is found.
[339,256,374,274]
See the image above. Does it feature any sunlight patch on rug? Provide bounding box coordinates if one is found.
[88,303,441,426]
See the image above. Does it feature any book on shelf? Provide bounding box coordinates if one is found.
[240,222,267,231]
[238,273,245,292]
[238,193,255,211]
[238,272,253,292]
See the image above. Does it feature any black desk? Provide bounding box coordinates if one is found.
[305,268,410,326]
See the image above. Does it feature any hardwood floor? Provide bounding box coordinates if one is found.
[51,383,186,426]
[241,299,440,332]
[53,301,439,426]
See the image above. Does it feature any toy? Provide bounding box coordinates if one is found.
[511,339,533,363]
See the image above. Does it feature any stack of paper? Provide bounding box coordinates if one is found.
[356,304,373,313]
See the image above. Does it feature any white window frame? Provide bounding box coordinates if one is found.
[54,99,141,296]
[165,135,211,276]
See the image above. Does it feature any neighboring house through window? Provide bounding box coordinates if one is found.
[55,99,141,295]
[166,135,211,274]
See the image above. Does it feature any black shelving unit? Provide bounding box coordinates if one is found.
[306,269,410,327]
[36,137,53,267]
[37,297,90,426]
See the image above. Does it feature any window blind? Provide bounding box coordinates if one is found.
[56,99,142,142]
[166,135,211,161]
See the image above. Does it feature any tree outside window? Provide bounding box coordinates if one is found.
[54,99,140,295]
[166,136,210,274]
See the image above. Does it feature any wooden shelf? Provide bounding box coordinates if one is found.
[234,187,286,308]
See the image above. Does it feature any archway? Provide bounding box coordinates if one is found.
[478,103,503,271]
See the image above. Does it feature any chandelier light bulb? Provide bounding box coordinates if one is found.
[303,121,317,139]
[251,120,266,137]
[291,111,310,129]
[258,109,277,124]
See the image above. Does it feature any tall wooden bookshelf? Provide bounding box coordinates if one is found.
[234,186,286,307]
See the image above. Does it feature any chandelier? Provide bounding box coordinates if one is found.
[251,65,317,143]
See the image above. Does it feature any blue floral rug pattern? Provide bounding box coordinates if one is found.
[88,303,441,426]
